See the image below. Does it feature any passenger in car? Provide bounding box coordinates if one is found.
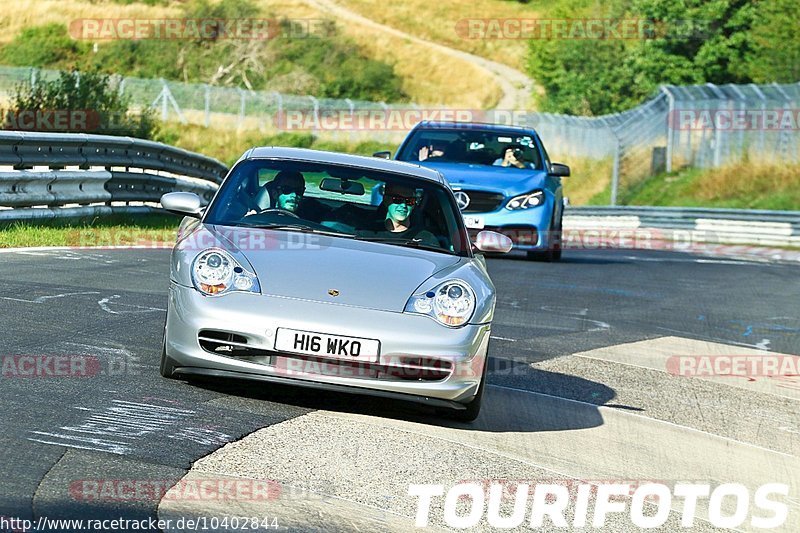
[493,145,534,169]
[356,183,439,247]
[417,142,447,162]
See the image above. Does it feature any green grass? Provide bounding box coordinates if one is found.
[592,162,800,210]
[0,214,181,248]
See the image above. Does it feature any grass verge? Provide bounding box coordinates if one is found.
[0,214,181,248]
[614,161,800,210]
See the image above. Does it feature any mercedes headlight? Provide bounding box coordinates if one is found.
[405,280,476,327]
[506,189,544,210]
[192,248,260,296]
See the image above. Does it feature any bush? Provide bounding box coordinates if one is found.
[0,24,88,68]
[10,69,158,138]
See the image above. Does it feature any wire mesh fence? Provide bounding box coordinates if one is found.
[1,66,798,205]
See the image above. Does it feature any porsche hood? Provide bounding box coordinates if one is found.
[173,224,463,312]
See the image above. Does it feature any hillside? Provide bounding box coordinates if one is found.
[0,0,504,107]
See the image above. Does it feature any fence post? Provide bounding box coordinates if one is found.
[272,92,283,130]
[238,89,246,129]
[749,84,766,155]
[379,101,389,142]
[161,81,169,121]
[610,135,621,206]
[309,96,319,136]
[345,98,354,142]
[204,84,211,128]
[661,86,674,173]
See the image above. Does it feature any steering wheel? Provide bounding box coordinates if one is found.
[244,208,300,218]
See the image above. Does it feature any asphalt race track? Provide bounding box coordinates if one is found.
[1,247,799,532]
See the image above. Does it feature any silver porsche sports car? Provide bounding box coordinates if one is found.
[159,147,512,421]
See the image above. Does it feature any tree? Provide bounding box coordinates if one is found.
[10,69,157,138]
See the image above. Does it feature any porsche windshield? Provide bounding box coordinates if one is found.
[204,159,470,256]
[396,128,544,170]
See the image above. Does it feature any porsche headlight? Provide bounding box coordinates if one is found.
[405,280,476,327]
[192,248,260,296]
[506,189,545,210]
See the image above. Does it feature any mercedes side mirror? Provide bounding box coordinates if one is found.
[550,162,570,177]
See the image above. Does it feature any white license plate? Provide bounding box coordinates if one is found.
[275,328,380,362]
[463,215,485,229]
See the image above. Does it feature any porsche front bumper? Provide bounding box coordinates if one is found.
[164,282,490,407]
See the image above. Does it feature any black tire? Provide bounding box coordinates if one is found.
[526,211,562,262]
[526,249,553,262]
[551,214,563,261]
[449,355,489,423]
[159,318,180,379]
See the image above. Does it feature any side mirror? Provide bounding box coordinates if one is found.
[373,151,391,159]
[473,230,513,254]
[549,162,570,177]
[161,192,203,218]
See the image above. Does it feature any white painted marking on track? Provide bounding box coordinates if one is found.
[0,291,100,304]
[490,335,516,342]
[756,338,772,350]
[97,294,166,314]
[28,399,211,455]
[540,305,610,332]
[654,325,774,350]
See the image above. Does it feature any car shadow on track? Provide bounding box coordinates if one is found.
[182,354,615,433]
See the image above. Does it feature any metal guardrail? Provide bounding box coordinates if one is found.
[0,129,797,250]
[0,131,226,222]
[564,206,800,248]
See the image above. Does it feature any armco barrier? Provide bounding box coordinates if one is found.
[0,129,798,251]
[0,131,226,222]
[564,206,800,248]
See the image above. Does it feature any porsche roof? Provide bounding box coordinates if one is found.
[242,147,445,184]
